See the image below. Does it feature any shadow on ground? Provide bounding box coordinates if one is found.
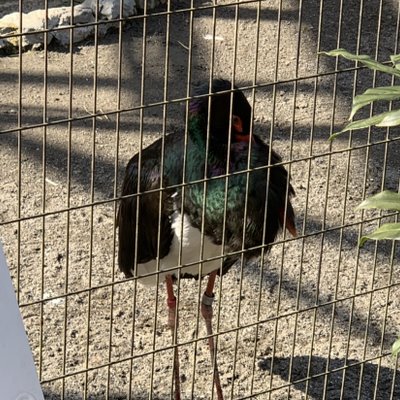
[258,355,400,400]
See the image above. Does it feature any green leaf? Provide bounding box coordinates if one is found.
[320,49,400,78]
[350,86,400,119]
[330,109,400,139]
[359,222,400,247]
[357,191,400,211]
[376,109,400,127]
[391,54,400,70]
[392,338,400,357]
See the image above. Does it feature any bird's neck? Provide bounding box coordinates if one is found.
[188,113,207,147]
[188,114,228,163]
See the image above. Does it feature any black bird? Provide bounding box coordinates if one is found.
[117,79,296,400]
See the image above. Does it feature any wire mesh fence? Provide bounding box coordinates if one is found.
[1,0,400,399]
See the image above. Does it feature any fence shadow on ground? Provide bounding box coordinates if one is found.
[258,355,399,400]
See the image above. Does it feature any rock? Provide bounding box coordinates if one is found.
[0,0,140,50]
[0,12,21,31]
[82,0,137,20]
[1,8,71,48]
[32,42,44,51]
[0,38,15,55]
[52,5,95,47]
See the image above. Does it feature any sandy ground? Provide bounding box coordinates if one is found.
[1,0,400,399]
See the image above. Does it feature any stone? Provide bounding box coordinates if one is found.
[82,0,137,20]
[0,0,141,50]
[52,5,95,46]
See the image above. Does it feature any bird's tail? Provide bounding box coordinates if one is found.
[279,201,297,237]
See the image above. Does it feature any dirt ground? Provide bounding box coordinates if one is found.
[1,0,400,399]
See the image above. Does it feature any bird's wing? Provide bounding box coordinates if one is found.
[267,147,297,237]
[117,140,177,278]
[225,139,296,252]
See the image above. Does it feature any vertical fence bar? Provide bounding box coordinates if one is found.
[16,0,23,306]
[84,0,100,397]
[286,1,304,398]
[339,0,365,397]
[248,1,263,396]
[38,0,49,382]
[321,0,364,397]
[61,1,76,397]
[226,1,242,397]
[127,1,148,399]
[358,0,385,397]
[106,0,125,397]
[162,1,174,398]
[296,0,324,396]
[306,0,346,397]
[267,0,285,396]
[375,5,400,400]
[183,1,198,397]
[148,1,172,397]
[194,1,218,398]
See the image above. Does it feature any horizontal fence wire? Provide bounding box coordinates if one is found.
[1,68,396,137]
[0,0,399,399]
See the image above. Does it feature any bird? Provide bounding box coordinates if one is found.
[117,78,297,400]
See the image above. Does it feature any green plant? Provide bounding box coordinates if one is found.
[321,49,400,140]
[357,191,400,246]
[322,49,400,357]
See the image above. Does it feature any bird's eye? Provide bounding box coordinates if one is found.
[232,115,240,125]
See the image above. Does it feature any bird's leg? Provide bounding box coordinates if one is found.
[165,274,181,400]
[201,271,224,400]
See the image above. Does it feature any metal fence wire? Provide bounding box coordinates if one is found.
[1,0,400,399]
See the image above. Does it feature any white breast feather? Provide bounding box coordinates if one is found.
[135,211,224,286]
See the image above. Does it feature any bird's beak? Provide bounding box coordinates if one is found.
[233,115,250,142]
[232,115,243,133]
